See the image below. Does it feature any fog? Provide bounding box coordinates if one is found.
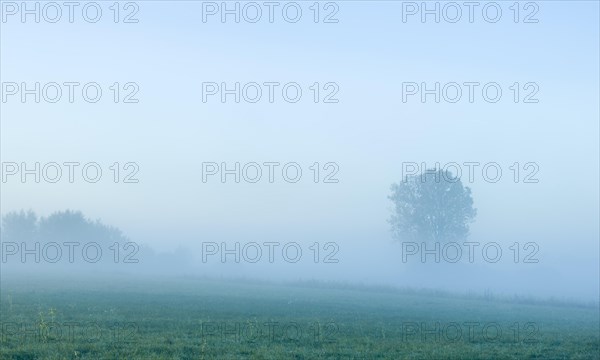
[1,1,598,304]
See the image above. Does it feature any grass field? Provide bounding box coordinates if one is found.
[0,274,598,359]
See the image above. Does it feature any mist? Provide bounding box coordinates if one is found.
[1,1,598,358]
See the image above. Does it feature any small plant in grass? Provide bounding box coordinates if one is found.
[38,310,48,343]
[6,291,13,312]
[37,307,57,343]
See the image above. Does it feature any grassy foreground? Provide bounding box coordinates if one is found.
[0,274,598,359]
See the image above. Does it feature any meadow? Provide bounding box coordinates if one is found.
[0,274,598,359]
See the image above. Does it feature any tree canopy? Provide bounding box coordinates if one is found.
[389,169,477,243]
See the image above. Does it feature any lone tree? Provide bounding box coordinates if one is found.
[388,169,476,243]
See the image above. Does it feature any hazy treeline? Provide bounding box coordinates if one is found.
[0,210,192,274]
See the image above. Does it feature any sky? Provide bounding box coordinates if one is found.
[1,1,599,300]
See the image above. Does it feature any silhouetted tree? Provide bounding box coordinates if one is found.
[389,169,476,243]
[1,210,38,244]
[1,209,194,272]
[37,210,128,246]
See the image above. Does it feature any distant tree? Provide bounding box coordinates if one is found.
[1,210,130,249]
[37,210,129,246]
[388,169,476,243]
[0,209,195,271]
[1,210,38,244]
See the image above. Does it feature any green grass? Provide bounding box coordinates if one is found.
[0,274,598,359]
